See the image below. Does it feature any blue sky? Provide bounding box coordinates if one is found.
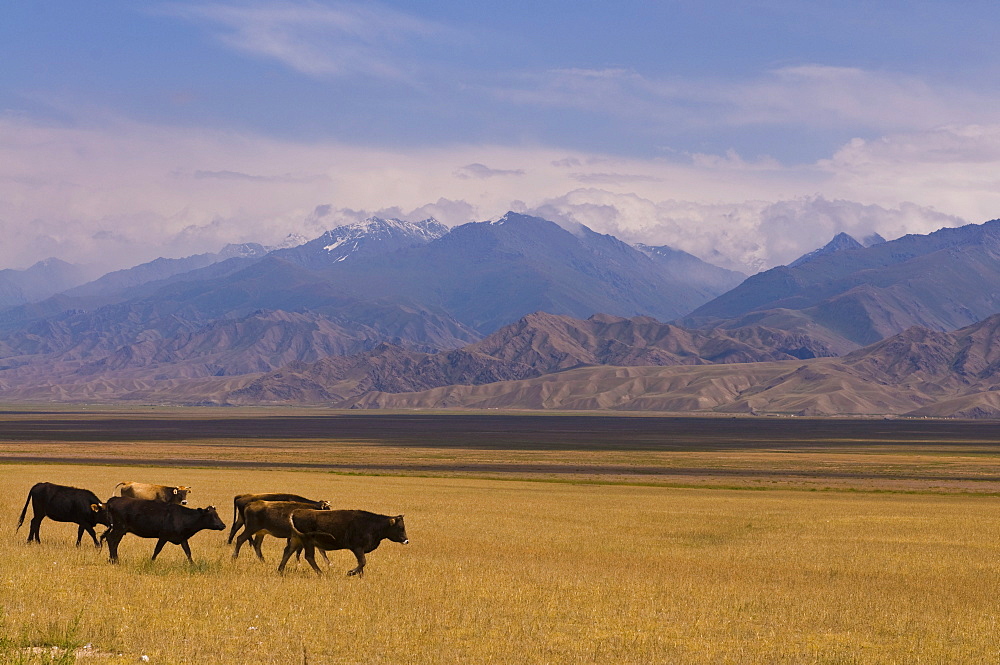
[1,1,999,272]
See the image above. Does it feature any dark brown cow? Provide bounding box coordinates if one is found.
[232,500,331,564]
[228,493,331,544]
[115,482,191,505]
[281,509,409,576]
[101,497,225,563]
[16,482,111,547]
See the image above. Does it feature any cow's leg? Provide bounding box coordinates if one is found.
[227,514,244,544]
[180,541,194,564]
[75,524,86,547]
[83,525,101,548]
[105,530,125,563]
[320,549,331,566]
[232,529,254,559]
[346,549,366,576]
[303,542,323,575]
[151,538,168,561]
[277,540,297,573]
[251,533,267,562]
[27,515,43,543]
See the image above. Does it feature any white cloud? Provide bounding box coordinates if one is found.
[453,163,526,179]
[819,125,1000,223]
[161,0,452,81]
[0,113,988,274]
[531,192,964,273]
[495,64,999,136]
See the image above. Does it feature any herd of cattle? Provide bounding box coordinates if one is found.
[15,481,409,576]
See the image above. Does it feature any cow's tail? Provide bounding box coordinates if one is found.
[15,488,32,532]
[287,512,337,551]
[113,482,126,497]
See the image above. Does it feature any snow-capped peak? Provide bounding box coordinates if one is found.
[273,216,449,268]
[321,217,447,253]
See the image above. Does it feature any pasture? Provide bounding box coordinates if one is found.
[2,411,1000,663]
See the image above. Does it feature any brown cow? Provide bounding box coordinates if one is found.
[228,493,331,544]
[115,482,191,505]
[281,509,408,576]
[232,500,332,564]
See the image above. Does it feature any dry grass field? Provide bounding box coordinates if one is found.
[3,410,1000,663]
[3,462,1000,664]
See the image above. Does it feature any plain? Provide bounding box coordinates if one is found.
[3,461,1000,664]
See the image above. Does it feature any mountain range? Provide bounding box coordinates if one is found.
[0,213,998,417]
[683,219,1000,353]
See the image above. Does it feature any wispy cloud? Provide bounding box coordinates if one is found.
[570,173,663,186]
[190,169,328,183]
[161,0,453,80]
[453,163,525,179]
[494,64,998,137]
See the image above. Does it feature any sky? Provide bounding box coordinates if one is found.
[2,1,1000,274]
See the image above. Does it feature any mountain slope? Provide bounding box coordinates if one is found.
[684,219,1000,349]
[0,259,95,309]
[324,212,741,333]
[223,311,837,404]
[64,243,269,299]
[338,314,1000,417]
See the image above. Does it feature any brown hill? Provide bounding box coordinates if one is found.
[225,311,837,404]
[324,315,1000,418]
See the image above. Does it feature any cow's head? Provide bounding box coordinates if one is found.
[174,486,192,505]
[386,515,409,545]
[199,506,226,531]
[90,502,112,527]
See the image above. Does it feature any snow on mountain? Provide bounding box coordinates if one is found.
[273,217,449,269]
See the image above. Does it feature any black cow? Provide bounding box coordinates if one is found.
[280,509,409,576]
[101,497,225,563]
[16,482,111,547]
[228,493,331,544]
[232,500,332,563]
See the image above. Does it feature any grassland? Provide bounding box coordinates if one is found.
[3,410,1000,663]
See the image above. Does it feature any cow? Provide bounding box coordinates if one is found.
[232,500,333,564]
[16,482,111,547]
[228,493,331,544]
[115,482,191,505]
[280,509,408,576]
[101,497,225,564]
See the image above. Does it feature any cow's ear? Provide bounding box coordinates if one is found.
[388,517,396,525]
[173,488,178,494]
[90,504,100,513]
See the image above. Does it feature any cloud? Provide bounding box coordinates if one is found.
[819,124,1000,223]
[494,64,999,138]
[453,163,526,179]
[0,112,989,274]
[191,169,328,183]
[531,191,965,273]
[161,0,452,81]
[570,173,664,186]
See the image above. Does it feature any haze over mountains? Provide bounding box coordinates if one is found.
[1,212,999,417]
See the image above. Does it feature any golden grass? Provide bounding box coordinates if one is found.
[3,464,1000,663]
